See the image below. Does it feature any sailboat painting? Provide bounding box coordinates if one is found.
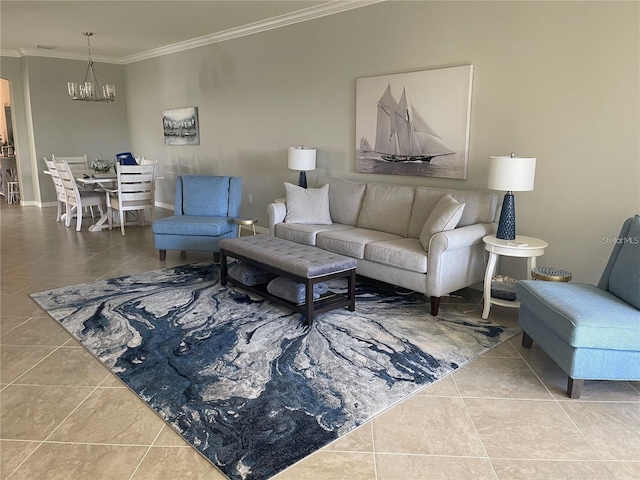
[356,66,473,179]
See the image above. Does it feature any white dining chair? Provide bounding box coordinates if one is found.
[51,154,89,176]
[43,157,68,222]
[107,162,157,236]
[54,158,106,231]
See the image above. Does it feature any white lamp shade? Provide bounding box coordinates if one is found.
[288,147,316,171]
[488,155,536,192]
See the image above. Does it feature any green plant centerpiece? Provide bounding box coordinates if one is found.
[91,159,112,173]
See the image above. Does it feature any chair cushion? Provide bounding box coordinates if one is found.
[284,182,332,225]
[152,215,233,236]
[518,280,640,350]
[608,215,640,310]
[181,176,230,217]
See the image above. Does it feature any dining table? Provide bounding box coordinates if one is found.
[75,172,118,232]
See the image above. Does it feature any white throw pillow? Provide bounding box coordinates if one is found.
[284,182,333,225]
[419,194,465,251]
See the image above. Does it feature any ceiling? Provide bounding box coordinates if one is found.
[0,1,377,63]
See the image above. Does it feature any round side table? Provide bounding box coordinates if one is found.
[234,218,257,236]
[482,235,548,319]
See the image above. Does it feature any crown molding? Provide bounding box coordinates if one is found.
[0,50,21,58]
[120,0,384,64]
[1,0,383,64]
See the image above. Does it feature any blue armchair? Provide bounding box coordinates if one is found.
[152,175,242,260]
[518,215,640,398]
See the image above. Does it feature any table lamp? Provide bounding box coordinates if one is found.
[288,146,316,189]
[488,153,536,240]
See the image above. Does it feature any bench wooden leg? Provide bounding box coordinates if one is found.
[220,251,228,286]
[430,296,441,316]
[305,279,314,326]
[159,250,166,261]
[567,377,585,398]
[522,331,534,348]
[348,270,356,312]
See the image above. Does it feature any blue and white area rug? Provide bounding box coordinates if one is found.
[31,264,518,480]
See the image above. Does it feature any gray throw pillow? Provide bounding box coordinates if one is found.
[284,182,332,225]
[419,194,465,251]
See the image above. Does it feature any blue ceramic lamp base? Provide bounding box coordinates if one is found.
[298,171,308,189]
[496,192,516,240]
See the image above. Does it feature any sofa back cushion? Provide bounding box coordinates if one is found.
[317,176,366,226]
[408,187,497,238]
[357,183,415,237]
[179,175,230,217]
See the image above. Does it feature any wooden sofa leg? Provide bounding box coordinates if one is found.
[567,377,585,399]
[522,331,533,348]
[159,250,166,261]
[180,251,187,259]
[430,296,441,316]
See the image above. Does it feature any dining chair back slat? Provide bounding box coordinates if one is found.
[43,157,68,222]
[107,163,157,236]
[54,158,106,231]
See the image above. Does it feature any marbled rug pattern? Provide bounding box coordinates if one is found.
[31,264,518,480]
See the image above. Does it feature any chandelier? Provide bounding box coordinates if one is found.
[67,32,115,103]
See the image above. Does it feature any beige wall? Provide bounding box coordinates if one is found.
[124,1,639,284]
[0,55,130,205]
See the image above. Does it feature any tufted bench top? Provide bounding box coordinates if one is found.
[219,235,356,279]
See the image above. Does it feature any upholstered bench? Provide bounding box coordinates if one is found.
[219,235,357,325]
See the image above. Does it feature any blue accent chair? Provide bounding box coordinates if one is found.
[152,175,242,260]
[518,215,640,398]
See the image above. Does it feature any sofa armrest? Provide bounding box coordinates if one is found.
[267,202,286,236]
[429,223,495,253]
[426,223,496,297]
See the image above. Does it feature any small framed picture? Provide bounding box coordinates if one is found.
[163,106,199,145]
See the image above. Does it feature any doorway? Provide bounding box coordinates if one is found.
[0,78,19,204]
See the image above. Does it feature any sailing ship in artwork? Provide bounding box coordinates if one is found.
[360,84,454,163]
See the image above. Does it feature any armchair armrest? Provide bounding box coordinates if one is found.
[267,202,286,236]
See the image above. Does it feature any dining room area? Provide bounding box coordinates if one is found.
[41,153,160,234]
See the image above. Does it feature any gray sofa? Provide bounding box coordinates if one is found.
[267,176,498,316]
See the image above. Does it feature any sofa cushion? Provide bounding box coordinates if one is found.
[608,215,640,310]
[357,183,414,237]
[518,281,640,350]
[365,238,427,273]
[284,182,332,225]
[181,176,230,217]
[408,188,496,237]
[317,228,401,259]
[152,215,233,236]
[317,176,366,226]
[419,194,465,251]
[275,223,354,246]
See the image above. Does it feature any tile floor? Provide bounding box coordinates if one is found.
[1,201,639,479]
